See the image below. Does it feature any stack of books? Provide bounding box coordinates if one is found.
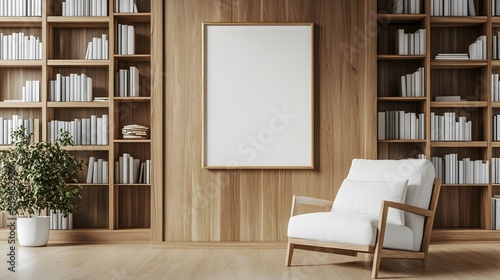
[390,0,421,14]
[430,0,476,16]
[431,155,488,184]
[400,67,424,97]
[122,124,148,139]
[0,32,42,60]
[86,157,109,184]
[115,66,139,97]
[435,96,462,101]
[468,36,487,60]
[0,0,42,16]
[395,29,426,55]
[117,24,135,55]
[430,112,472,141]
[116,0,138,13]
[85,34,108,60]
[61,0,108,16]
[435,53,469,60]
[21,80,40,102]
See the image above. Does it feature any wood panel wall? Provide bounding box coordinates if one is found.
[161,0,377,242]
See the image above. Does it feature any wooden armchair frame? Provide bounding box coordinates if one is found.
[286,178,441,278]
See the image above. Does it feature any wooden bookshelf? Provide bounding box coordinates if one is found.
[376,0,500,242]
[0,0,162,241]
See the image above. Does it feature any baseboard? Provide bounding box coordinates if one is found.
[151,241,287,249]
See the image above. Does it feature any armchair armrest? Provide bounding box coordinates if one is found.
[290,195,333,217]
[382,201,434,218]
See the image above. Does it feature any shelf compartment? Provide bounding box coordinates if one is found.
[377,60,425,98]
[72,185,109,229]
[0,68,42,102]
[117,185,150,229]
[0,17,42,27]
[378,141,426,160]
[430,68,487,101]
[47,17,109,27]
[114,54,151,61]
[430,60,487,68]
[48,67,109,100]
[69,150,109,183]
[113,13,151,23]
[115,1,151,13]
[377,14,426,23]
[113,97,151,102]
[0,102,42,108]
[430,101,488,107]
[434,186,486,229]
[115,60,151,97]
[430,26,485,60]
[378,19,425,55]
[49,27,109,60]
[113,139,151,144]
[114,22,150,55]
[441,184,489,187]
[114,102,150,139]
[0,61,43,67]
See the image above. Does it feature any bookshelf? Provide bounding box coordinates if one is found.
[376,0,500,241]
[0,0,162,240]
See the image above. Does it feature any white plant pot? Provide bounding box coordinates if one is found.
[17,216,50,247]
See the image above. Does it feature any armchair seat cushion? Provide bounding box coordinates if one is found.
[288,212,414,251]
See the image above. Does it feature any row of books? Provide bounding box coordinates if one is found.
[390,0,422,14]
[491,158,500,183]
[0,116,37,145]
[430,112,472,141]
[377,111,425,140]
[86,157,109,184]
[117,24,135,55]
[469,36,487,60]
[435,95,462,101]
[491,196,500,229]
[49,210,73,230]
[493,74,500,102]
[0,32,42,60]
[492,115,500,141]
[115,154,151,184]
[3,80,41,103]
[115,66,139,97]
[47,114,109,145]
[0,0,41,17]
[400,67,424,97]
[49,73,93,102]
[116,0,139,13]
[431,155,489,184]
[493,0,500,16]
[395,29,426,55]
[430,0,476,16]
[84,34,109,60]
[492,34,500,59]
[61,0,108,16]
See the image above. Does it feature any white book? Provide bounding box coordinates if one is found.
[457,0,463,16]
[102,114,109,145]
[65,76,71,102]
[121,24,128,54]
[101,33,107,59]
[90,115,97,145]
[87,77,93,102]
[495,36,498,60]
[393,0,403,13]
[409,33,414,55]
[130,66,139,97]
[82,118,88,145]
[119,69,127,96]
[146,160,151,184]
[400,75,407,97]
[129,157,135,183]
[469,42,477,60]
[123,153,130,184]
[468,0,476,16]
[127,25,135,55]
[81,74,88,101]
[406,73,412,96]
[497,0,500,17]
[378,112,385,140]
[102,0,107,16]
[85,41,92,59]
[75,73,81,102]
[97,158,103,183]
[414,30,420,55]
[120,0,129,12]
[92,161,98,183]
[96,117,103,145]
[103,161,109,184]
[92,37,98,59]
[69,213,73,230]
[0,117,3,145]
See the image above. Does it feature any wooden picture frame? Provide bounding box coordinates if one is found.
[202,23,314,169]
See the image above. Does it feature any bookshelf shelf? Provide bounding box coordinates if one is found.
[0,17,42,27]
[115,183,151,187]
[47,60,110,67]
[0,60,43,67]
[430,101,488,107]
[430,141,488,148]
[377,0,500,241]
[113,54,151,61]
[63,146,111,151]
[114,139,151,143]
[0,102,43,108]
[377,54,426,60]
[47,102,110,108]
[113,97,151,102]
[47,16,110,27]
[430,16,488,27]
[113,13,151,22]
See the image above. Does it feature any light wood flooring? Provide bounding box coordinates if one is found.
[1,242,500,279]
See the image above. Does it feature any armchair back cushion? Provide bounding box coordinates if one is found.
[332,179,409,226]
[345,159,435,251]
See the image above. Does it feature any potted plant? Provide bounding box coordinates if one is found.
[0,126,83,246]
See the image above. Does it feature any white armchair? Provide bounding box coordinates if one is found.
[286,159,441,278]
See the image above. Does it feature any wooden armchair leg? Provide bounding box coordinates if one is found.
[371,249,382,279]
[286,242,294,267]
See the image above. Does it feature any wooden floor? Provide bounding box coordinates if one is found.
[1,242,500,279]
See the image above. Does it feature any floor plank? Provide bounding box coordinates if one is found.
[1,242,500,279]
